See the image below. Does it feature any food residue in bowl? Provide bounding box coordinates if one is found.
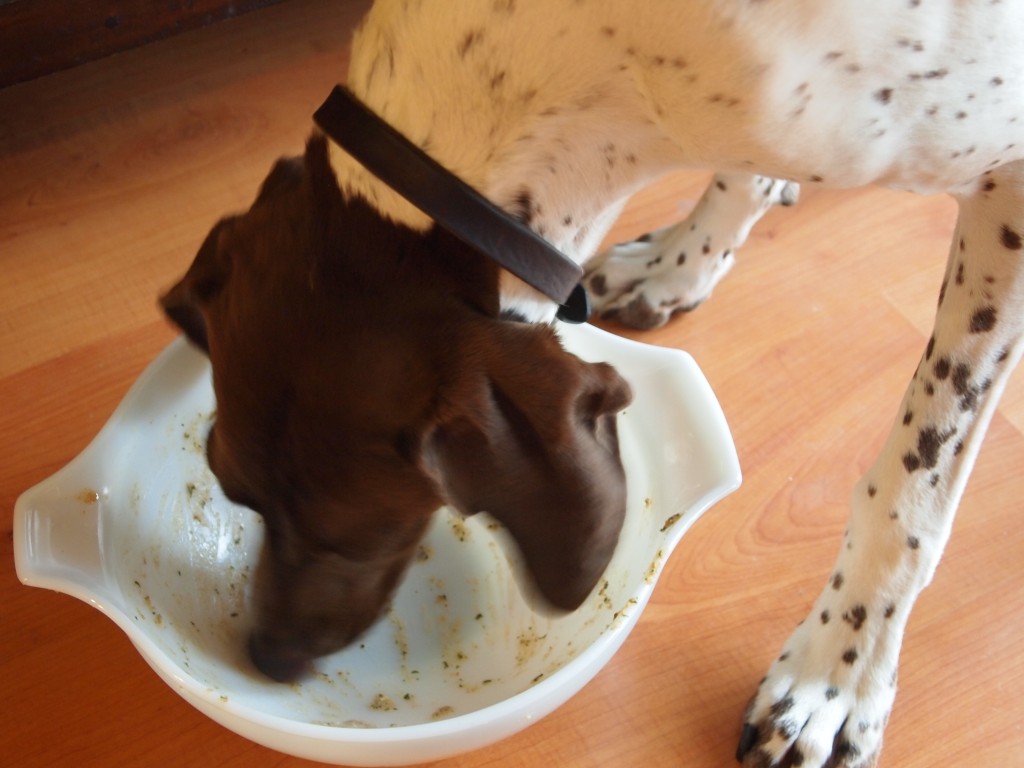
[76,488,101,504]
[515,626,549,668]
[448,517,470,542]
[177,410,215,456]
[660,512,681,532]
[645,548,666,584]
[370,693,397,712]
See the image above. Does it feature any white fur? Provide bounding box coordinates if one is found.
[328,2,1024,766]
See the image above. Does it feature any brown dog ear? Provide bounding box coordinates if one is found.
[159,220,235,353]
[160,135,339,352]
[423,322,632,612]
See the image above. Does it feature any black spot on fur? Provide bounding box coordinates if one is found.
[917,427,944,469]
[821,610,831,624]
[457,29,484,58]
[832,572,844,590]
[1000,225,1023,250]
[969,306,997,333]
[770,696,795,717]
[903,409,913,426]
[843,605,867,630]
[934,357,951,380]
[777,721,797,740]
[875,88,893,104]
[867,484,877,497]
[707,93,741,107]
[907,536,920,550]
[909,68,948,81]
[511,188,535,226]
[842,648,859,665]
[825,686,839,700]
[835,739,861,760]
[960,390,978,412]
[952,363,972,396]
[884,604,896,618]
[903,452,921,472]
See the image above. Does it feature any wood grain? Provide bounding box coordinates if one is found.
[0,0,287,88]
[2,1,1021,765]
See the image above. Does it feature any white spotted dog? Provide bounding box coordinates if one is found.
[341,4,1024,767]
[172,1,1024,766]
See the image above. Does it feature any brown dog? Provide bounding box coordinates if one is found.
[161,135,632,682]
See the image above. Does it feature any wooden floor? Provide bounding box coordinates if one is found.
[2,1,1022,765]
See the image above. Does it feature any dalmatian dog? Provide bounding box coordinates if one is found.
[343,3,1023,766]
[182,1,1023,766]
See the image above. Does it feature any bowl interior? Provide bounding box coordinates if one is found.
[18,322,740,741]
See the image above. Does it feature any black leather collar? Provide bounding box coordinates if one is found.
[313,86,589,323]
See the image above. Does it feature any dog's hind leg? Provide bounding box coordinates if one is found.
[738,161,1024,768]
[585,173,797,329]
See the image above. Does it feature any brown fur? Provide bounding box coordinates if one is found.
[160,135,632,681]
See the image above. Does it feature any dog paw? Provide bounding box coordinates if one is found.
[586,281,696,330]
[735,617,896,768]
[586,174,798,329]
[585,226,732,329]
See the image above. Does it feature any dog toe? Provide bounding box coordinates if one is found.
[600,293,669,329]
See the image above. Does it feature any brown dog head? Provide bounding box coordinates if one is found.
[160,134,632,681]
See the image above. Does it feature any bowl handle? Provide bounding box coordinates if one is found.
[14,486,116,608]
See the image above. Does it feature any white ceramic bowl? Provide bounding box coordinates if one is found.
[14,322,739,766]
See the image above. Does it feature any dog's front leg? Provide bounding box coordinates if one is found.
[585,173,797,329]
[738,162,1024,768]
